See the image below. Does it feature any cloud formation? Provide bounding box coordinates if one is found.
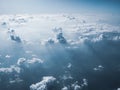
[0,65,21,73]
[17,57,43,66]
[30,76,56,90]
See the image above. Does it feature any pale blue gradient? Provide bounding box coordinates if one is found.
[0,0,120,14]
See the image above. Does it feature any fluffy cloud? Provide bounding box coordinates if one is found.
[30,76,56,90]
[71,79,88,90]
[0,65,21,73]
[72,82,81,90]
[17,58,26,66]
[67,63,72,69]
[8,29,22,43]
[9,78,23,84]
[61,86,68,90]
[27,58,43,64]
[5,54,11,59]
[117,88,120,90]
[93,65,104,71]
[53,27,67,44]
[61,74,73,80]
[81,78,88,87]
[17,57,43,66]
[0,14,119,90]
[1,14,120,47]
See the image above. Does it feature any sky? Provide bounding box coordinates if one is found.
[0,0,120,14]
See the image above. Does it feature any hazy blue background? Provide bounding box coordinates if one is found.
[0,0,120,14]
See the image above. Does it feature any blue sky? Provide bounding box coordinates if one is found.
[0,0,120,14]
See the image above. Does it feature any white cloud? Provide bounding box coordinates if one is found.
[71,81,81,90]
[1,14,120,49]
[61,74,73,80]
[117,88,120,90]
[5,55,11,59]
[52,27,67,44]
[71,79,88,90]
[17,57,43,66]
[74,84,81,90]
[93,65,104,71]
[17,58,26,66]
[61,86,68,90]
[82,78,88,86]
[25,50,33,54]
[30,76,56,90]
[0,65,21,73]
[9,78,23,84]
[27,58,43,64]
[67,63,72,69]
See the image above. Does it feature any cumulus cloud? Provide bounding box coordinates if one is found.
[0,14,119,90]
[63,14,76,20]
[9,78,23,84]
[27,58,43,64]
[53,27,67,44]
[71,81,81,90]
[57,32,67,44]
[1,14,120,47]
[71,79,88,90]
[117,88,120,90]
[5,55,11,59]
[93,65,104,71]
[41,38,56,45]
[8,29,21,43]
[17,57,43,66]
[81,78,88,86]
[61,74,73,80]
[0,65,21,73]
[61,86,68,90]
[67,63,72,69]
[17,58,26,66]
[30,76,56,90]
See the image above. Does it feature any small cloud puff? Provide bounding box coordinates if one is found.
[67,63,72,69]
[61,86,68,90]
[71,81,81,90]
[17,57,43,66]
[117,88,120,90]
[93,65,104,71]
[81,78,88,86]
[8,29,22,43]
[30,76,56,90]
[9,77,23,84]
[5,55,11,59]
[17,58,26,66]
[27,58,43,64]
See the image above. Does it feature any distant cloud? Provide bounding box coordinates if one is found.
[0,65,21,73]
[71,82,81,90]
[53,27,67,44]
[30,76,56,90]
[61,86,68,90]
[67,63,72,69]
[17,57,43,66]
[5,55,11,59]
[17,58,26,66]
[117,88,120,90]
[93,65,104,71]
[9,78,23,84]
[27,58,43,64]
